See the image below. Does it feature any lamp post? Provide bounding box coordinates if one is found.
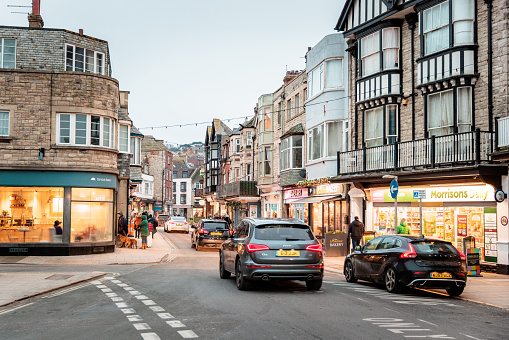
[383,175,398,234]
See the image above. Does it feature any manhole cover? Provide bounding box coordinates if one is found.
[45,274,73,280]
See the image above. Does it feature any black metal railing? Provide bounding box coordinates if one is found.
[337,129,494,176]
[217,181,258,199]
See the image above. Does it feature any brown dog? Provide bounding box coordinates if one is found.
[128,238,137,249]
[117,234,129,248]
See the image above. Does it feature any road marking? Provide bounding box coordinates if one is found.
[357,298,369,303]
[167,320,186,328]
[111,297,123,302]
[157,312,174,319]
[91,280,103,285]
[111,280,122,283]
[141,333,161,340]
[101,288,112,292]
[418,319,437,326]
[116,302,128,308]
[121,308,136,314]
[104,276,115,280]
[178,330,199,338]
[0,302,34,315]
[142,300,157,306]
[106,293,117,297]
[96,285,107,288]
[129,291,141,295]
[150,306,165,312]
[459,333,482,340]
[124,287,135,291]
[364,318,454,339]
[117,283,128,287]
[43,283,91,298]
[133,323,151,330]
[136,295,149,299]
[127,315,143,322]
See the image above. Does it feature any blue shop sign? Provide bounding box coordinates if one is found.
[0,171,117,189]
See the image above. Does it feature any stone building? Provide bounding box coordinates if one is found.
[0,7,120,255]
[335,0,509,273]
[171,157,193,218]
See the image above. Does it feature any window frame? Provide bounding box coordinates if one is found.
[0,110,10,136]
[426,87,472,137]
[65,44,105,75]
[308,58,344,99]
[57,113,115,148]
[280,135,303,171]
[307,120,348,162]
[0,38,16,69]
[360,28,400,77]
[118,124,131,153]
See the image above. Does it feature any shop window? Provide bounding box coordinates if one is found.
[70,188,114,243]
[0,38,16,69]
[65,44,105,75]
[0,111,9,136]
[0,187,64,243]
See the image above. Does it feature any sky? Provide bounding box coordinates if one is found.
[1,0,346,145]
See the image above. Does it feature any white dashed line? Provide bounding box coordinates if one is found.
[111,280,122,283]
[111,297,124,302]
[104,276,115,280]
[124,287,135,291]
[101,288,112,292]
[178,330,199,338]
[106,293,117,297]
[127,315,143,322]
[136,295,149,299]
[141,333,161,340]
[116,302,128,308]
[142,300,156,306]
[91,280,102,285]
[133,323,151,330]
[96,285,107,288]
[129,291,141,295]
[150,306,165,312]
[117,283,128,287]
[121,308,136,314]
[167,320,186,328]
[157,312,174,319]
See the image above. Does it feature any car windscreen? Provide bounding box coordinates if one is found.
[412,241,459,255]
[254,224,314,241]
[171,217,186,222]
[202,222,228,231]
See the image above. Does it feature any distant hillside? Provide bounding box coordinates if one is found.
[166,141,204,152]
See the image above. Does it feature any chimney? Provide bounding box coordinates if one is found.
[28,0,44,28]
[79,29,84,35]
[283,70,299,85]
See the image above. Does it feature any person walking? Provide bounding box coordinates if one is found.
[117,212,128,236]
[146,214,154,248]
[397,218,411,235]
[348,216,365,253]
[139,214,149,249]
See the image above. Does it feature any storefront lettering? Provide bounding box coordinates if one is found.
[430,188,489,201]
[9,248,28,253]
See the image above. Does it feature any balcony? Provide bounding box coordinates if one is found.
[337,130,494,176]
[217,181,258,199]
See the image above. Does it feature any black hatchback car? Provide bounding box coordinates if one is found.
[344,235,467,296]
[219,218,324,290]
[191,219,230,251]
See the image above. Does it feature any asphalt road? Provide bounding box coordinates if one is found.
[0,231,508,340]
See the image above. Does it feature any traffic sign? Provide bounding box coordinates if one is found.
[389,180,399,199]
[413,190,426,199]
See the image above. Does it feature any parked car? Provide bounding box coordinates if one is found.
[191,219,230,251]
[219,218,324,291]
[343,235,467,296]
[164,216,189,233]
[157,214,169,226]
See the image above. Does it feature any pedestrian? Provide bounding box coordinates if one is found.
[348,216,365,253]
[117,211,128,236]
[147,215,154,248]
[139,214,149,249]
[397,218,411,235]
[134,213,141,238]
[53,220,62,235]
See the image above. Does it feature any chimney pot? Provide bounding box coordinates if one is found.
[79,29,83,35]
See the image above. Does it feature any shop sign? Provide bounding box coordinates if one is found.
[199,200,205,206]
[314,184,344,196]
[466,253,480,267]
[501,216,508,226]
[154,206,162,211]
[425,186,495,202]
[284,189,308,202]
[371,189,418,203]
[249,205,258,218]
[155,201,163,205]
[457,215,468,236]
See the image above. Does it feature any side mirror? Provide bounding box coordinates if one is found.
[355,245,362,252]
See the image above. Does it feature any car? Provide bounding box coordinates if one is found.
[191,219,230,251]
[164,216,190,233]
[157,214,169,226]
[219,218,324,291]
[343,235,467,296]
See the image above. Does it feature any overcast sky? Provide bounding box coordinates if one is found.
[1,0,346,145]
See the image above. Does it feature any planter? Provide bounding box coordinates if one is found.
[324,233,348,257]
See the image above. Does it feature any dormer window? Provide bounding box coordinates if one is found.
[65,44,105,75]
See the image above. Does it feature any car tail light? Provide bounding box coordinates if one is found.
[306,244,323,252]
[454,247,467,261]
[247,265,271,268]
[199,228,209,235]
[246,244,270,252]
[400,243,417,259]
[456,272,466,277]
[413,271,425,275]
[306,264,324,269]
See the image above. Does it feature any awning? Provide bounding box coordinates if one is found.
[290,195,342,204]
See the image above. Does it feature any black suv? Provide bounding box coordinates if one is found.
[191,219,230,251]
[219,218,324,290]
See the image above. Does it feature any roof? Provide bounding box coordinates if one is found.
[335,0,353,31]
[240,115,256,129]
[131,125,144,138]
[172,157,190,170]
[213,118,232,136]
[230,127,240,136]
[141,135,170,152]
[118,107,131,121]
[281,123,304,139]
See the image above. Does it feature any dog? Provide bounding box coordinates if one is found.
[127,238,137,249]
[117,234,129,248]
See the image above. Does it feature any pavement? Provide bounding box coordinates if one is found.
[0,232,509,311]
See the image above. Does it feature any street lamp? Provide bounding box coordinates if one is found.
[383,175,398,234]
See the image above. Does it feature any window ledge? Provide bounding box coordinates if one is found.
[0,136,13,143]
[51,144,119,153]
[305,157,337,166]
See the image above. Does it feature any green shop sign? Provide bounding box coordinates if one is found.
[0,171,117,189]
[371,189,419,203]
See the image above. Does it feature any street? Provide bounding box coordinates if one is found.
[1,232,508,340]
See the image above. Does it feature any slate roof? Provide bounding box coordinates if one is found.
[141,135,170,152]
[281,123,305,139]
[213,118,232,136]
[118,107,130,121]
[240,115,256,129]
[131,125,144,138]
[230,127,240,136]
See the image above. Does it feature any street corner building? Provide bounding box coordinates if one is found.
[0,8,121,255]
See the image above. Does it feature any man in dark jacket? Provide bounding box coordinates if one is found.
[348,216,365,253]
[118,212,128,236]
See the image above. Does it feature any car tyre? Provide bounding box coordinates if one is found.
[219,253,231,279]
[446,286,464,297]
[344,260,358,283]
[236,259,251,290]
[306,279,322,290]
[384,267,402,293]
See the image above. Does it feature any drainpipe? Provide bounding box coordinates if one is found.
[484,0,493,135]
[406,13,418,140]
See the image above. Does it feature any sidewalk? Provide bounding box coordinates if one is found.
[0,232,171,307]
[324,256,509,310]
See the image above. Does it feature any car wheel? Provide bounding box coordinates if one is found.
[306,279,322,290]
[384,267,402,293]
[219,253,231,279]
[446,286,464,297]
[344,260,358,283]
[236,259,251,290]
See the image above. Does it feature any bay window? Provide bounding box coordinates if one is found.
[236,138,240,153]
[361,27,400,77]
[65,44,105,75]
[280,136,303,171]
[453,0,474,45]
[308,121,348,161]
[264,108,271,130]
[57,113,114,148]
[0,111,9,136]
[246,132,252,146]
[308,59,343,98]
[264,147,272,176]
[364,105,398,148]
[423,1,450,55]
[130,136,142,165]
[0,38,16,69]
[308,125,323,161]
[119,124,130,153]
[361,31,380,76]
[382,28,400,70]
[427,87,472,136]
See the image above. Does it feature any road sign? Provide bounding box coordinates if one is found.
[413,190,426,199]
[389,180,399,199]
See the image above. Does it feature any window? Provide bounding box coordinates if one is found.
[0,38,16,69]
[453,0,474,45]
[304,89,307,101]
[246,164,251,181]
[119,124,130,153]
[130,137,141,165]
[308,121,348,160]
[246,132,252,146]
[0,111,9,136]
[382,28,400,70]
[308,125,323,161]
[295,94,300,115]
[172,194,176,204]
[423,1,450,55]
[387,105,398,144]
[363,237,382,251]
[278,102,283,125]
[325,59,343,88]
[361,31,380,76]
[182,171,188,178]
[428,87,471,136]
[263,147,272,176]
[180,194,187,204]
[181,182,187,192]
[71,188,114,243]
[57,113,114,148]
[264,108,271,130]
[235,168,240,180]
[287,99,292,119]
[65,44,105,75]
[365,107,384,147]
[236,139,241,153]
[326,122,341,157]
[281,136,303,171]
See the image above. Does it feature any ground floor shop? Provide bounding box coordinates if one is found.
[261,193,280,218]
[0,171,117,255]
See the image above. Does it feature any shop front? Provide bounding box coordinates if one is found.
[285,188,309,223]
[0,171,117,256]
[262,193,279,218]
[368,185,497,262]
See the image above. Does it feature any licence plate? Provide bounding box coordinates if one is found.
[276,250,300,257]
[211,232,222,236]
[176,223,183,226]
[431,272,452,279]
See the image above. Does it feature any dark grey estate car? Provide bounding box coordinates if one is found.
[219,218,324,290]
